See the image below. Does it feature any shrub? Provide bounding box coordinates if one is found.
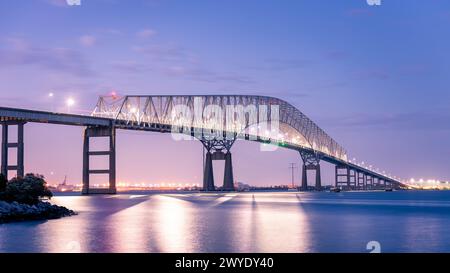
[0,173,53,205]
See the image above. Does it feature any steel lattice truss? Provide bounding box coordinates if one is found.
[92,95,348,161]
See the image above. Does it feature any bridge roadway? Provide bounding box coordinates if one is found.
[0,105,404,194]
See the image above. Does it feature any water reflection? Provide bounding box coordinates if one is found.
[252,193,311,252]
[2,191,450,253]
[108,195,155,252]
[152,195,195,252]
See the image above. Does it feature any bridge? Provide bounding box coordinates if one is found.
[0,95,405,194]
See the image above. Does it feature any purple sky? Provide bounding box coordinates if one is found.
[1,0,450,186]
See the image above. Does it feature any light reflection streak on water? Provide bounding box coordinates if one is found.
[2,191,450,253]
[108,195,155,252]
[152,195,195,252]
[42,196,93,253]
[251,193,311,252]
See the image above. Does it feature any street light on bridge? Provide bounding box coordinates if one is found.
[66,98,75,113]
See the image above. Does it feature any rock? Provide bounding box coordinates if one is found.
[0,200,76,224]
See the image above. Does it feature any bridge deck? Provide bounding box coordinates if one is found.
[0,107,112,127]
[0,106,402,186]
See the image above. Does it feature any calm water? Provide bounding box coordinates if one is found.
[1,190,450,253]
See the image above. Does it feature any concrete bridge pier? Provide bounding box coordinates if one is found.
[201,138,235,191]
[349,169,357,190]
[377,178,387,190]
[335,165,350,190]
[223,152,234,191]
[82,125,116,195]
[1,121,25,179]
[203,151,215,191]
[357,172,366,190]
[366,175,374,190]
[300,151,322,191]
[374,177,381,189]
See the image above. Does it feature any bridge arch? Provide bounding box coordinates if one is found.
[92,95,347,162]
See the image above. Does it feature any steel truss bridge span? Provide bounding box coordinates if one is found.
[93,95,347,161]
[0,95,405,194]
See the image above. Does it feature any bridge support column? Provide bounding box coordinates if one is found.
[1,122,26,180]
[315,164,321,190]
[300,151,321,191]
[223,152,234,191]
[202,151,215,191]
[335,165,349,190]
[349,169,357,190]
[82,126,116,195]
[376,178,386,190]
[357,172,366,190]
[366,175,373,190]
[1,123,7,177]
[374,177,380,189]
[301,164,308,191]
[200,138,236,191]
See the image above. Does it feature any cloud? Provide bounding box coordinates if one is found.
[398,64,428,76]
[132,43,251,84]
[104,29,123,35]
[43,0,83,7]
[110,61,152,73]
[0,38,94,77]
[43,0,68,7]
[270,91,309,99]
[321,111,450,131]
[132,44,188,62]
[164,65,254,84]
[347,8,373,17]
[324,50,349,61]
[137,29,157,39]
[354,69,390,80]
[79,35,96,47]
[247,58,311,71]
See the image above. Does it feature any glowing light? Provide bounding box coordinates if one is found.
[48,92,54,98]
[66,98,75,106]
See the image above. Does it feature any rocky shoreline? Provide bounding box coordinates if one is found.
[0,201,77,224]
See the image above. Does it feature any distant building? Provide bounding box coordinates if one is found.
[236,182,251,191]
